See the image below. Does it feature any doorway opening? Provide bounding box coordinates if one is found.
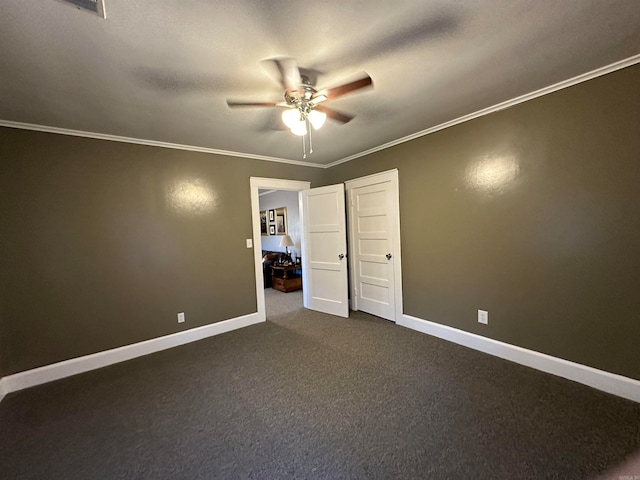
[249,178,310,322]
[259,188,304,318]
[250,170,402,323]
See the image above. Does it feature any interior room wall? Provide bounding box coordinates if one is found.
[326,64,640,381]
[258,190,301,259]
[2,64,638,385]
[0,127,325,376]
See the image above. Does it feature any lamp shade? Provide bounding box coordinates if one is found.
[279,234,294,247]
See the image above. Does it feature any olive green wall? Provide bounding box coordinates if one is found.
[326,64,640,380]
[0,128,324,375]
[2,64,639,381]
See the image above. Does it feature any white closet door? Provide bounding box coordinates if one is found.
[346,170,401,322]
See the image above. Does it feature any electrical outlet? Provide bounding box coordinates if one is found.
[177,312,185,323]
[246,238,253,248]
[478,309,488,325]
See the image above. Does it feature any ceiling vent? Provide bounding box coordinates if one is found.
[57,0,106,18]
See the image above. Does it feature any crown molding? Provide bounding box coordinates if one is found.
[2,53,639,171]
[0,120,326,169]
[327,53,640,168]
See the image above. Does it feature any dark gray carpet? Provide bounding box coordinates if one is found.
[1,290,639,479]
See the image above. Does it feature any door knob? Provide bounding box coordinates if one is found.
[386,253,392,260]
[338,254,345,260]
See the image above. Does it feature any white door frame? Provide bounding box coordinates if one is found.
[250,177,311,322]
[345,169,403,322]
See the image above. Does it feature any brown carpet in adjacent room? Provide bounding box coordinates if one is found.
[1,290,638,479]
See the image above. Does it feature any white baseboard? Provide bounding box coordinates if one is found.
[0,377,8,403]
[399,314,640,404]
[0,312,262,402]
[3,312,636,404]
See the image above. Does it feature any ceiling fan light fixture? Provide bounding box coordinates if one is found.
[227,58,372,157]
[281,108,302,129]
[308,109,327,130]
[290,120,307,136]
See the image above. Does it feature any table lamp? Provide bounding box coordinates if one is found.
[279,234,295,263]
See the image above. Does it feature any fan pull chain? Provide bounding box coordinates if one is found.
[302,133,306,159]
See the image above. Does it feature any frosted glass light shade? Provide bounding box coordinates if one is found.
[308,109,327,130]
[290,121,307,136]
[281,108,301,128]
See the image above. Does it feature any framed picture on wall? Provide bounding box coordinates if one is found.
[269,225,276,235]
[276,214,286,234]
[269,209,275,222]
[260,210,268,236]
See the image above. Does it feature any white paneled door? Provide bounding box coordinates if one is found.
[347,171,400,322]
[300,184,349,318]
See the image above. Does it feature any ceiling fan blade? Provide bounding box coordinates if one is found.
[313,73,372,102]
[314,105,355,124]
[261,57,302,91]
[226,100,284,108]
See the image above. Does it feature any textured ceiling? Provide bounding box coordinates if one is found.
[1,0,639,166]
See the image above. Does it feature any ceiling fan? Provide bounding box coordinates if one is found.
[226,57,373,157]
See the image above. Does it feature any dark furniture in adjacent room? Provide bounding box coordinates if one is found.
[271,264,302,293]
[262,251,286,288]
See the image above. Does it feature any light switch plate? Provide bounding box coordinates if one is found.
[246,239,253,248]
[177,312,185,323]
[478,309,488,324]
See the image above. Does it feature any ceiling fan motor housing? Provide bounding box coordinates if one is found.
[284,81,317,108]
